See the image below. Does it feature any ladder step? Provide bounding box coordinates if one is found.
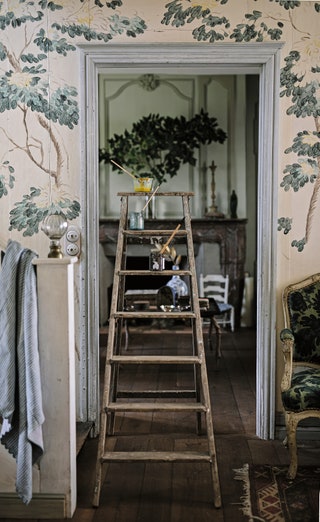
[106,402,207,413]
[117,390,196,399]
[115,311,195,319]
[119,269,192,276]
[110,355,202,364]
[117,191,194,197]
[100,451,211,463]
[124,229,188,237]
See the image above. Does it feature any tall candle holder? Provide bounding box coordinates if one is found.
[205,161,225,218]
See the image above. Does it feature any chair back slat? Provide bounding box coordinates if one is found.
[199,274,229,304]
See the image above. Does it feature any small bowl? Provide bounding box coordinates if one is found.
[133,177,153,192]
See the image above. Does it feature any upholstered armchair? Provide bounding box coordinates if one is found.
[280,273,320,479]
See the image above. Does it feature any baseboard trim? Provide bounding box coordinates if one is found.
[0,493,66,519]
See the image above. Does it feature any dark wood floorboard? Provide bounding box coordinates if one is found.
[5,326,320,522]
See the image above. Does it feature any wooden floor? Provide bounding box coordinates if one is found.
[5,326,320,521]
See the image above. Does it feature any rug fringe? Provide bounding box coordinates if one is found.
[233,464,265,522]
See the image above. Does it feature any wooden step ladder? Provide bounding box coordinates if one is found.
[93,192,221,508]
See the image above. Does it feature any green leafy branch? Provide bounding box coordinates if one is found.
[52,14,146,42]
[280,129,320,250]
[80,0,123,7]
[9,187,80,236]
[162,2,292,43]
[162,1,211,27]
[281,132,320,194]
[34,28,76,55]
[0,9,43,30]
[277,217,292,235]
[281,160,318,192]
[38,1,63,11]
[162,1,230,42]
[0,160,15,198]
[285,131,320,157]
[230,11,283,42]
[280,52,320,118]
[0,72,79,129]
[0,0,63,30]
[100,111,227,185]
[259,1,301,9]
[291,238,306,252]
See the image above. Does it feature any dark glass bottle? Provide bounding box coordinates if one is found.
[230,190,238,218]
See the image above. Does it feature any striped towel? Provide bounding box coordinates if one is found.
[0,240,44,504]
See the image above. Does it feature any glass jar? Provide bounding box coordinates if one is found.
[150,251,165,271]
[166,265,188,305]
[129,211,144,230]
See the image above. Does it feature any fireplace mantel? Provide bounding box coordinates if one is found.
[100,217,247,327]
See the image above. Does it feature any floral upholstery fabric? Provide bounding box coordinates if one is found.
[282,368,320,412]
[288,282,320,364]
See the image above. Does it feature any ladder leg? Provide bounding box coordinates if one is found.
[200,358,221,507]
[92,411,107,507]
[194,362,202,435]
[206,409,222,508]
[108,321,122,435]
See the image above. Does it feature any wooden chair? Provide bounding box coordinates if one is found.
[280,273,320,479]
[199,273,235,332]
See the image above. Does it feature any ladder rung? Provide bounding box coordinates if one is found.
[117,390,196,399]
[118,269,192,276]
[117,192,194,197]
[110,355,201,364]
[124,229,187,237]
[106,402,207,413]
[100,451,211,463]
[115,311,195,319]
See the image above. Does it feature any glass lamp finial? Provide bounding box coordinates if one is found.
[41,212,68,258]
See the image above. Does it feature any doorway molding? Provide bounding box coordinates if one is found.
[79,43,283,439]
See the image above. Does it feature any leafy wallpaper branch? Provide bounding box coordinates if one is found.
[0,0,146,235]
[0,0,319,252]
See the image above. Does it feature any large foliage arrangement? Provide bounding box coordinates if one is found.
[99,110,227,185]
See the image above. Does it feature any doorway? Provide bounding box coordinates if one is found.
[79,43,282,439]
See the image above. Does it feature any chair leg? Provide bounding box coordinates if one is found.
[285,412,299,479]
[230,307,235,332]
[124,319,129,350]
[210,317,222,362]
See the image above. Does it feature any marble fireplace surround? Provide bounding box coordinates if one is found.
[99,217,247,327]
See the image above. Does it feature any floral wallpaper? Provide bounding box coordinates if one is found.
[0,0,319,254]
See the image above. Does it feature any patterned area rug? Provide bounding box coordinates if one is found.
[234,464,320,522]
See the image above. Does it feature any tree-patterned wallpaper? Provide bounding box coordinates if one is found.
[0,0,319,253]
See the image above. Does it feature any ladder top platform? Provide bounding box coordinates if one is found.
[117,191,195,197]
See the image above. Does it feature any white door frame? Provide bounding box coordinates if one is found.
[79,43,283,439]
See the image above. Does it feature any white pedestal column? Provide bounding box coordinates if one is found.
[0,257,77,519]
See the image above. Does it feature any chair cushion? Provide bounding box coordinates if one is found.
[282,368,320,412]
[288,283,320,364]
[218,303,232,314]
